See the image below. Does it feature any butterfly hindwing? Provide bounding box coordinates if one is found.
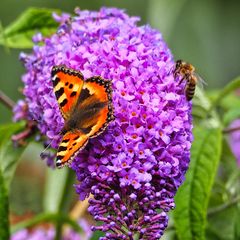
[77,76,114,138]
[56,130,89,168]
[51,65,84,120]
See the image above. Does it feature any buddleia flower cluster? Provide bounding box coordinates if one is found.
[14,7,193,239]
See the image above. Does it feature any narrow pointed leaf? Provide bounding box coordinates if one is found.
[43,167,69,212]
[174,127,222,240]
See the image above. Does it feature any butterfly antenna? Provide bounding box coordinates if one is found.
[40,129,64,158]
[40,138,55,158]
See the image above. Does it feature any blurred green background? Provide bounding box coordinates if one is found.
[0,0,240,123]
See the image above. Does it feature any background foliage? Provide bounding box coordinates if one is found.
[0,1,240,240]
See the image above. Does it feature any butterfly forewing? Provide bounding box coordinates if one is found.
[51,65,84,120]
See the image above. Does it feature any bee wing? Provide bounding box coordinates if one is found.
[194,72,207,89]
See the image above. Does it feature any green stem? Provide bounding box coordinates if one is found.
[0,171,9,240]
[11,213,82,234]
[208,196,240,217]
[207,76,240,116]
[133,233,140,240]
[0,90,15,110]
[54,169,76,240]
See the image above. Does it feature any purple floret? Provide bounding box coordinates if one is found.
[14,7,193,239]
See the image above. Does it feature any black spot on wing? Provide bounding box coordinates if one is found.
[57,155,64,160]
[69,84,73,89]
[70,91,77,97]
[52,77,60,87]
[58,146,67,152]
[88,101,107,109]
[73,136,79,140]
[60,99,68,107]
[55,87,64,100]
[77,88,91,104]
[51,68,58,77]
[75,101,107,124]
[81,126,94,134]
[62,139,69,143]
[56,161,62,167]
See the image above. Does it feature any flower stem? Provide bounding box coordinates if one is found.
[223,126,240,134]
[0,90,15,110]
[11,212,83,234]
[54,169,76,240]
[208,196,240,216]
[0,170,9,240]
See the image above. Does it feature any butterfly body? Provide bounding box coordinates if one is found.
[51,65,114,168]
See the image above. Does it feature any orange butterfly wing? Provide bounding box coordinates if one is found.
[51,65,84,120]
[79,77,114,138]
[56,130,89,168]
[51,66,114,168]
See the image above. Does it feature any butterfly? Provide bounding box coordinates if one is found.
[51,65,114,168]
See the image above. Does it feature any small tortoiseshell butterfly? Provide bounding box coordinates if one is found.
[51,65,114,168]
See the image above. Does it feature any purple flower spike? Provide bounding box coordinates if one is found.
[14,7,193,239]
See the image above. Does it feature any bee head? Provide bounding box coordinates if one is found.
[175,59,183,69]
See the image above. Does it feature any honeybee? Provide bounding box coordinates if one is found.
[174,60,202,101]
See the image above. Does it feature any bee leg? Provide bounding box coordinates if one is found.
[177,77,185,86]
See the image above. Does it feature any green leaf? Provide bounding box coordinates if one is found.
[174,127,222,240]
[206,137,240,240]
[0,169,9,240]
[207,200,240,240]
[192,87,221,129]
[209,76,240,111]
[43,167,70,212]
[0,8,60,49]
[192,86,211,118]
[52,169,76,240]
[223,107,240,126]
[205,226,222,240]
[0,122,27,191]
[217,139,239,192]
[234,204,240,240]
